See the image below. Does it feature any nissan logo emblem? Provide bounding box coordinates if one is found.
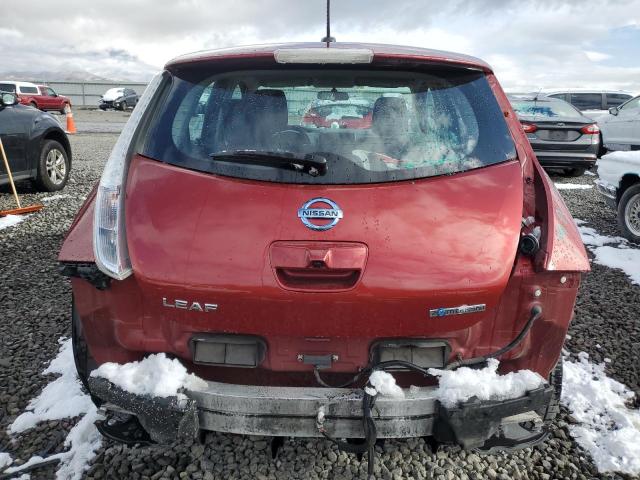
[298,198,343,231]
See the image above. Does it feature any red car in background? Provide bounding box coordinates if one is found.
[35,85,71,113]
[60,43,589,462]
[0,81,71,113]
[302,100,373,129]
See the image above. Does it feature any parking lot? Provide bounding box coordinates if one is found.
[0,110,638,480]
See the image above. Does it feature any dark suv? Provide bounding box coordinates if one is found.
[98,87,139,111]
[60,43,589,463]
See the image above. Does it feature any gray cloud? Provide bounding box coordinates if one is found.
[0,0,638,89]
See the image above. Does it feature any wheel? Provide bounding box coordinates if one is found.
[563,168,585,177]
[34,140,70,191]
[120,101,127,111]
[30,101,38,109]
[59,102,69,114]
[617,183,640,243]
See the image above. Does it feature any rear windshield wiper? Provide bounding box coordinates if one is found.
[209,150,327,177]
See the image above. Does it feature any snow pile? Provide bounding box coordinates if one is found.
[428,358,545,408]
[7,338,102,480]
[562,352,640,475]
[554,183,592,190]
[91,353,207,397]
[576,224,625,247]
[10,340,95,434]
[0,214,27,230]
[0,452,12,469]
[365,371,404,398]
[575,220,640,285]
[593,246,640,285]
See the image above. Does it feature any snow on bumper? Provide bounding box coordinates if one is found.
[88,377,554,449]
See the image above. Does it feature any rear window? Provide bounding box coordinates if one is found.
[511,100,582,119]
[141,68,516,185]
[18,86,38,94]
[0,83,16,93]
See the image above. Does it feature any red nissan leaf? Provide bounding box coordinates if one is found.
[59,43,589,457]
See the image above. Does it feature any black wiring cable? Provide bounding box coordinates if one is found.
[444,305,543,370]
[317,361,433,478]
[314,306,543,478]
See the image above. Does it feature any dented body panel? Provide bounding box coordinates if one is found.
[60,42,588,445]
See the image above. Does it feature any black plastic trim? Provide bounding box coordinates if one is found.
[59,262,111,290]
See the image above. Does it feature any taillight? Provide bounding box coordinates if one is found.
[580,124,600,134]
[93,73,162,280]
[521,122,537,133]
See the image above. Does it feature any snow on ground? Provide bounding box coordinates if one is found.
[0,452,12,468]
[10,340,95,434]
[90,352,207,398]
[365,371,404,398]
[428,358,545,408]
[0,214,27,230]
[41,194,72,203]
[562,352,640,475]
[584,170,596,176]
[6,339,102,480]
[554,183,592,190]
[575,219,640,285]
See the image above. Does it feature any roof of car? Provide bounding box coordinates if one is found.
[540,88,634,95]
[165,42,492,72]
[0,80,39,87]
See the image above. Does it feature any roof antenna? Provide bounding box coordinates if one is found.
[321,0,336,46]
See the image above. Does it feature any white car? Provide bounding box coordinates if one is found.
[543,89,634,121]
[596,150,640,242]
[598,95,640,152]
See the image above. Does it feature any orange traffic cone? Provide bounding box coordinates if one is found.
[65,104,77,134]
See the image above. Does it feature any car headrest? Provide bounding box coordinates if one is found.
[372,97,408,134]
[247,89,288,130]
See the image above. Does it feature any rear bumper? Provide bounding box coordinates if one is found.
[88,376,553,449]
[595,180,618,208]
[534,151,597,169]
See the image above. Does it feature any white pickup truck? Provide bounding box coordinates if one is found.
[596,151,640,243]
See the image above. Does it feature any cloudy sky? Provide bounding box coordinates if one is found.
[1,0,639,91]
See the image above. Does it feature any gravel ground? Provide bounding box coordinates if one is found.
[50,109,130,133]
[0,128,638,480]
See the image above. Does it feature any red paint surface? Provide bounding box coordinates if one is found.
[60,45,589,387]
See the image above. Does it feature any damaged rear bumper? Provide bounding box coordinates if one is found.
[88,376,554,450]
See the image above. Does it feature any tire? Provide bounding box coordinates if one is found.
[120,101,127,111]
[563,168,585,177]
[34,140,70,192]
[617,183,640,243]
[59,102,69,114]
[30,101,38,110]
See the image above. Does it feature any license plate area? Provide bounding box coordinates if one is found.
[371,339,450,370]
[190,334,267,368]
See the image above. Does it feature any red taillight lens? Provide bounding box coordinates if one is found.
[580,124,600,134]
[521,122,537,133]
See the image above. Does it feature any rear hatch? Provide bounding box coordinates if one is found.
[126,63,520,374]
